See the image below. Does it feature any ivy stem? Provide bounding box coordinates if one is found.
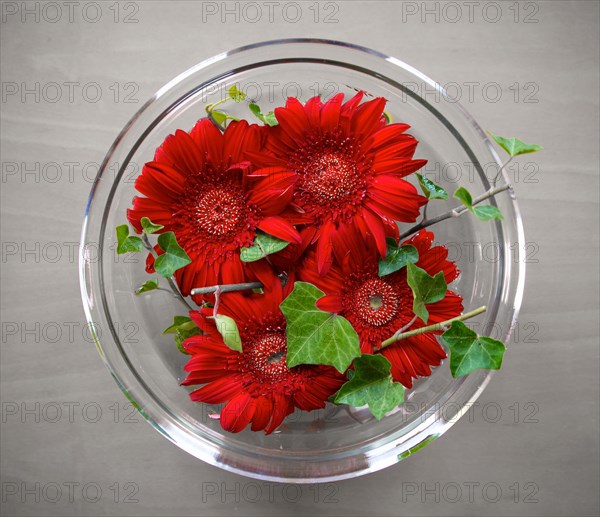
[492,156,513,187]
[375,306,487,351]
[399,183,511,240]
[141,234,194,312]
[190,282,263,296]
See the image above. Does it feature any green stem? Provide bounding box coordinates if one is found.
[492,156,513,187]
[400,183,511,240]
[376,306,487,351]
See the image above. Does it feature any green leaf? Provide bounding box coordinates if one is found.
[163,315,196,335]
[116,225,143,254]
[211,314,243,352]
[174,327,200,354]
[135,279,159,295]
[332,355,405,420]
[240,232,290,262]
[488,132,543,157]
[453,186,473,209]
[263,111,278,126]
[280,282,361,373]
[228,85,246,102]
[162,316,198,355]
[154,232,192,278]
[211,110,228,125]
[140,217,164,234]
[441,320,506,377]
[416,173,448,200]
[383,111,392,124]
[406,262,447,323]
[454,187,503,221]
[248,103,278,126]
[473,205,504,221]
[379,241,419,277]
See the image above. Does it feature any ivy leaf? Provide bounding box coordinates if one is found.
[240,232,290,262]
[441,320,506,377]
[140,217,164,234]
[174,327,200,354]
[163,315,196,335]
[280,282,361,373]
[488,132,543,157]
[416,173,448,200]
[248,103,278,126]
[116,225,143,254]
[332,355,405,420]
[154,232,192,278]
[453,186,473,208]
[406,262,447,323]
[210,110,228,125]
[379,240,419,277]
[135,279,159,295]
[454,186,503,222]
[228,85,246,102]
[473,205,503,221]
[162,316,198,355]
[211,314,243,353]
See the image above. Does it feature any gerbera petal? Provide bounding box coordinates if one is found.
[366,123,411,151]
[316,294,343,313]
[189,375,244,404]
[304,95,324,125]
[315,220,335,276]
[360,208,388,257]
[257,216,301,244]
[161,129,206,174]
[265,392,293,435]
[251,397,273,432]
[220,393,257,433]
[189,118,224,164]
[351,97,386,136]
[319,93,344,132]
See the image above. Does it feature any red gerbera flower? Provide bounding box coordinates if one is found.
[127,119,301,297]
[298,227,463,388]
[181,273,345,434]
[251,92,428,274]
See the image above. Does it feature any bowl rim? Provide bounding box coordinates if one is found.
[80,38,526,482]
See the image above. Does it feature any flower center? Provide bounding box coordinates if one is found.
[302,152,360,203]
[244,332,288,381]
[289,131,370,216]
[195,186,248,237]
[347,278,399,327]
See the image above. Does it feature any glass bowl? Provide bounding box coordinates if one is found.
[79,39,525,482]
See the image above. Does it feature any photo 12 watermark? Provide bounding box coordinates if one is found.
[200,1,339,24]
[1,1,140,24]
[1,81,140,104]
[399,1,540,24]
[1,481,139,504]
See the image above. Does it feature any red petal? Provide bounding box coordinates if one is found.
[351,97,386,136]
[316,220,335,276]
[257,216,301,244]
[264,392,293,435]
[220,393,256,433]
[189,118,224,164]
[189,375,244,403]
[251,397,273,432]
[319,93,344,132]
[361,209,387,257]
[316,294,343,313]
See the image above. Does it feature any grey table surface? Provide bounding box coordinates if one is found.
[1,1,599,516]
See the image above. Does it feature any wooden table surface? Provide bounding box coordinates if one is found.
[1,1,598,516]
